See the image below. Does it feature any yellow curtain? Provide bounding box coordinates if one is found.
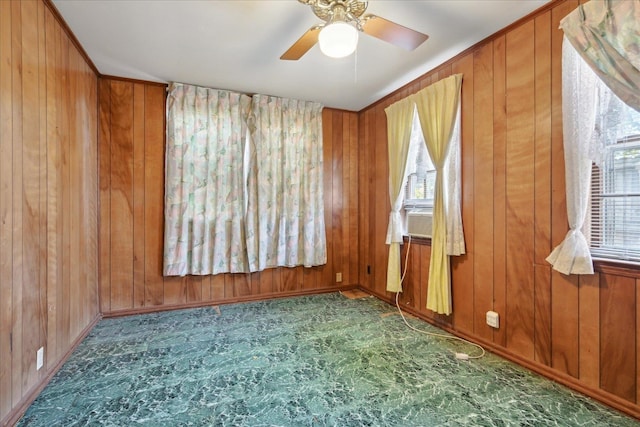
[384,98,415,293]
[412,74,463,315]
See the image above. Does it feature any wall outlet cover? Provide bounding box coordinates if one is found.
[37,347,44,370]
[486,311,500,329]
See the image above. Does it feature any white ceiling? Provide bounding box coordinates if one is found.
[52,0,549,112]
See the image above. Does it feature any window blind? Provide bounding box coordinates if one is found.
[590,136,640,263]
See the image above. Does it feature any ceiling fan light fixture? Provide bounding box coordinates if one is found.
[318,21,359,58]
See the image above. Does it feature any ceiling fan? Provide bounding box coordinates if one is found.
[281,0,429,60]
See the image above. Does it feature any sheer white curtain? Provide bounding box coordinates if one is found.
[413,74,463,315]
[164,83,251,275]
[245,95,326,272]
[546,40,603,275]
[384,98,416,293]
[444,106,465,256]
[548,1,640,274]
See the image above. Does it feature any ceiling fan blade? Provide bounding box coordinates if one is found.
[280,26,322,60]
[362,15,428,51]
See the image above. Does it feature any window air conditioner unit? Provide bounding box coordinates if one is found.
[406,211,433,238]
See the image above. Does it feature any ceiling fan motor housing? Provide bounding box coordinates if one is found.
[304,0,368,27]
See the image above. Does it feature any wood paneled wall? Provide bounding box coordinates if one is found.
[5,0,639,423]
[98,78,359,315]
[358,0,640,418]
[0,0,99,424]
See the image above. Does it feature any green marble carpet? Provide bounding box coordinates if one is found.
[17,293,640,426]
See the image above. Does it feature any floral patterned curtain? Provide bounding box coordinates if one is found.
[164,83,251,276]
[547,0,640,275]
[560,0,640,112]
[245,95,326,272]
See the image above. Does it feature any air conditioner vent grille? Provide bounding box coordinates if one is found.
[406,211,432,238]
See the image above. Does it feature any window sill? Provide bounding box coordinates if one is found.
[396,243,640,278]
[404,205,433,211]
[593,258,640,279]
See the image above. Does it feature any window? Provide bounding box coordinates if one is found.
[164,84,326,276]
[400,99,462,242]
[589,95,640,262]
[404,109,435,210]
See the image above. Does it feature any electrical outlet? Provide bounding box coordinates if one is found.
[336,272,342,283]
[36,347,44,370]
[486,311,500,329]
